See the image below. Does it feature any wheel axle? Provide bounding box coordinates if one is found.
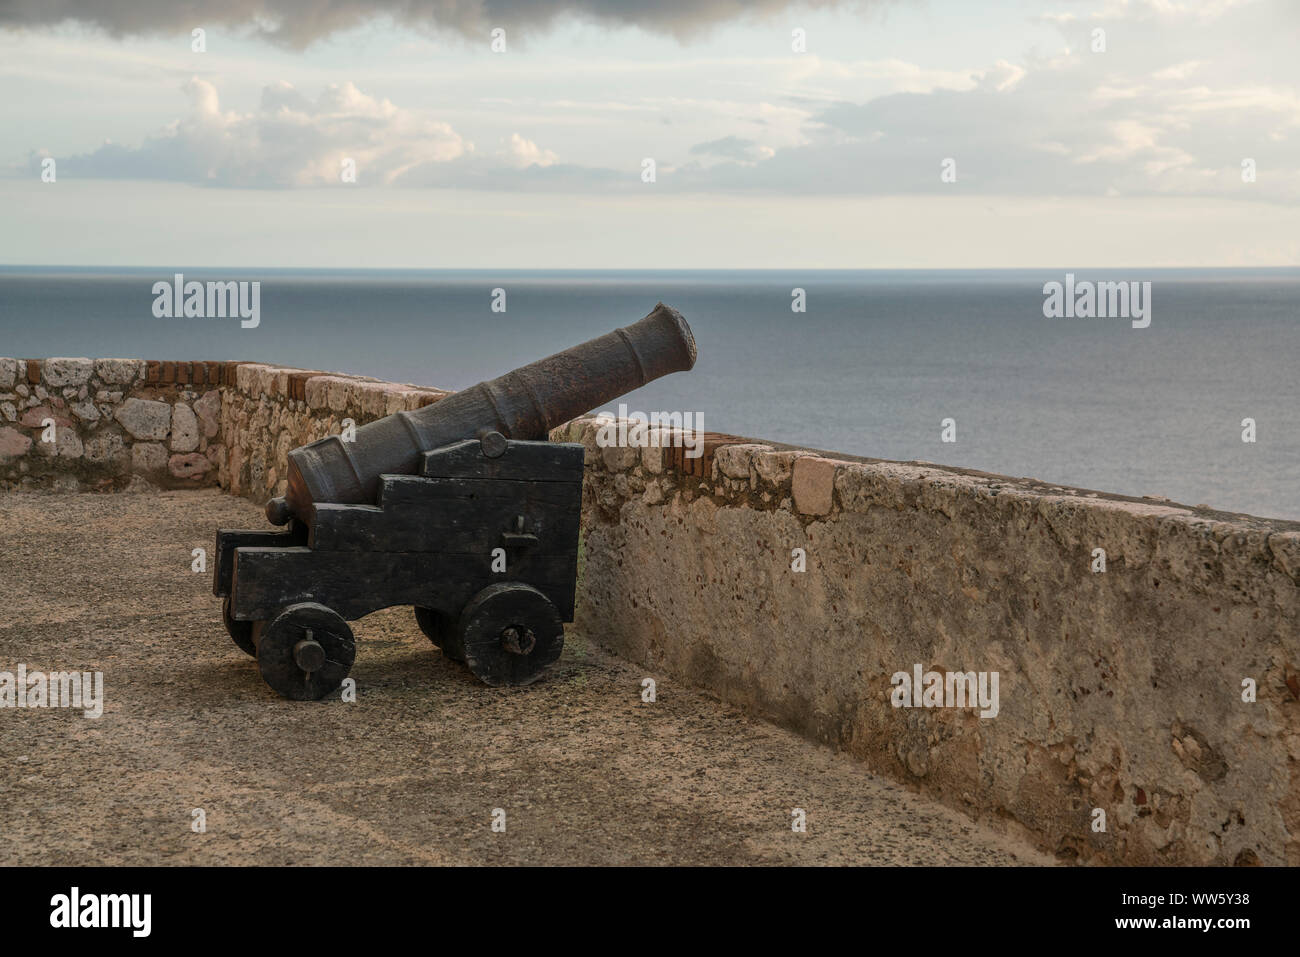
[293,631,327,672]
[500,626,536,656]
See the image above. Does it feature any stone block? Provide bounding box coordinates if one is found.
[194,390,221,438]
[131,442,169,475]
[170,402,199,451]
[715,443,773,481]
[93,359,144,384]
[601,444,640,472]
[84,430,130,471]
[791,456,840,516]
[0,426,32,462]
[116,398,171,440]
[169,452,210,480]
[34,428,83,460]
[43,358,93,387]
[754,449,808,489]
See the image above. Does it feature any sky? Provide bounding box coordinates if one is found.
[1,0,1297,268]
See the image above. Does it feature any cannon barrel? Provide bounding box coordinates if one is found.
[279,302,696,522]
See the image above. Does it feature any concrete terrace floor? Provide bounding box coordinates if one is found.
[0,489,1053,866]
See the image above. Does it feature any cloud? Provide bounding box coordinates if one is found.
[24,77,628,190]
[0,0,862,47]
[689,136,775,165]
[37,78,468,187]
[661,4,1300,202]
[14,0,1299,202]
[503,133,558,168]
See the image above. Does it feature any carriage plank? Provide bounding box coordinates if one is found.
[230,547,578,623]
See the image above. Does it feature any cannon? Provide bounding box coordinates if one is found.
[213,303,696,699]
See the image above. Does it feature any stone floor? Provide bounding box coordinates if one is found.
[0,489,1052,865]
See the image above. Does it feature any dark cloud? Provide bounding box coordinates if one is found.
[0,0,856,47]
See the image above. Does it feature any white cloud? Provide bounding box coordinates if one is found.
[13,0,1299,204]
[659,1,1300,202]
[503,133,558,168]
[40,78,468,187]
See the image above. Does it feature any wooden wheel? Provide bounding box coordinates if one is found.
[414,606,465,662]
[256,602,355,701]
[223,597,257,657]
[458,583,563,687]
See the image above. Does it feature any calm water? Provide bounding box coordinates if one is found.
[1,267,1297,519]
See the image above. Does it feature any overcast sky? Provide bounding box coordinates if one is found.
[1,0,1296,268]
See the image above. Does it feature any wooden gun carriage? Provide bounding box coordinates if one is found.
[213,304,696,700]
[214,434,583,698]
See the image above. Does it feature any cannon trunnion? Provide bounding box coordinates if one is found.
[214,434,585,699]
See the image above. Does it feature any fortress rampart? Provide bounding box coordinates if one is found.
[4,356,1296,864]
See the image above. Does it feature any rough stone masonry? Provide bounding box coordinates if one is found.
[0,358,446,496]
[0,358,226,492]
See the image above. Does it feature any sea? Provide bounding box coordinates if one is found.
[1,267,1296,520]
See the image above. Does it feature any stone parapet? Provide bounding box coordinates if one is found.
[552,414,1300,866]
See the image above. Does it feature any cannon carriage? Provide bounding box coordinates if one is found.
[214,434,584,697]
[213,304,696,700]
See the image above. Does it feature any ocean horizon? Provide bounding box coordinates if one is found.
[2,265,1297,520]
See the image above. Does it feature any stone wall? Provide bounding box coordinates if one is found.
[551,415,1300,866]
[0,357,449,499]
[0,358,227,491]
[216,362,448,503]
[5,356,1297,865]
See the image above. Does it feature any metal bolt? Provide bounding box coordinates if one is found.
[480,430,507,459]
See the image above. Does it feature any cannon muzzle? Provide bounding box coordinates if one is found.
[279,302,696,522]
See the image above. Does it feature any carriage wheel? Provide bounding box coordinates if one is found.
[256,602,356,701]
[458,583,564,687]
[414,606,465,662]
[222,597,257,657]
